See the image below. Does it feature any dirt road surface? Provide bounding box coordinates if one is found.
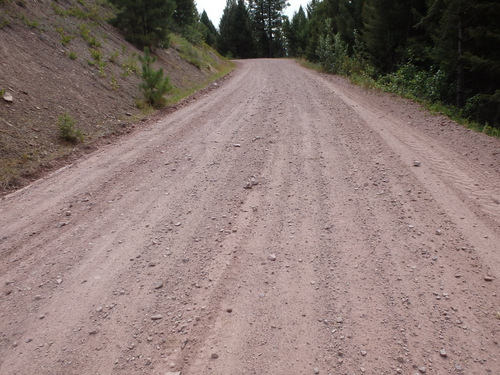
[1,59,499,375]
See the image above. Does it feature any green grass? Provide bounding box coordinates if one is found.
[51,3,66,17]
[108,49,120,64]
[165,60,235,106]
[20,14,39,29]
[296,58,325,73]
[55,27,74,46]
[121,54,138,77]
[0,16,10,29]
[427,102,500,138]
[171,34,204,70]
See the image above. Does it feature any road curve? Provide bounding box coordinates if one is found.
[1,59,499,374]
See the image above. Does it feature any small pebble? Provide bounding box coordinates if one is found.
[211,353,219,359]
[313,367,320,374]
[439,348,447,357]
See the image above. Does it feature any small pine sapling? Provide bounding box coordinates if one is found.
[138,47,172,108]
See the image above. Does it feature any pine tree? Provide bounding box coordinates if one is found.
[173,0,198,28]
[248,0,289,57]
[336,0,364,47]
[109,0,175,48]
[422,0,500,121]
[303,0,337,61]
[362,0,417,72]
[200,10,218,47]
[218,0,256,58]
[284,5,308,56]
[464,0,500,123]
[138,47,173,108]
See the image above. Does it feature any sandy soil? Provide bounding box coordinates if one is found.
[1,59,499,375]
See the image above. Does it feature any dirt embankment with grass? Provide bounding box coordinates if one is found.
[0,0,233,193]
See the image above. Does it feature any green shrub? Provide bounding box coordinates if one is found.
[138,47,172,108]
[121,54,138,77]
[181,24,203,46]
[20,14,38,29]
[66,6,89,19]
[67,51,77,59]
[88,36,101,47]
[0,17,10,29]
[379,62,450,103]
[51,3,66,17]
[87,48,107,76]
[88,48,103,63]
[110,73,119,91]
[58,113,83,143]
[109,49,119,64]
[56,27,74,46]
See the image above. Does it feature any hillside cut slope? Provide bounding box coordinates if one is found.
[0,0,231,193]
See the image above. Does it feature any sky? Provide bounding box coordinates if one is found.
[196,0,309,29]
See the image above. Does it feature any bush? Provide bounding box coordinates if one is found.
[379,63,451,103]
[181,24,204,46]
[138,47,172,108]
[58,113,83,143]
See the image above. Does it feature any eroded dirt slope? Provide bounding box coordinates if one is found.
[0,0,230,190]
[0,59,499,375]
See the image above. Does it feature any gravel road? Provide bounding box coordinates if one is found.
[1,59,499,375]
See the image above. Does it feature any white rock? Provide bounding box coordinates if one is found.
[3,92,13,102]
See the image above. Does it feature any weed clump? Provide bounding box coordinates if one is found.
[58,113,84,143]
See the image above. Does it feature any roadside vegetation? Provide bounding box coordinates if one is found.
[215,0,500,135]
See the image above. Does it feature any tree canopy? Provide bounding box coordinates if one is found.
[109,0,175,48]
